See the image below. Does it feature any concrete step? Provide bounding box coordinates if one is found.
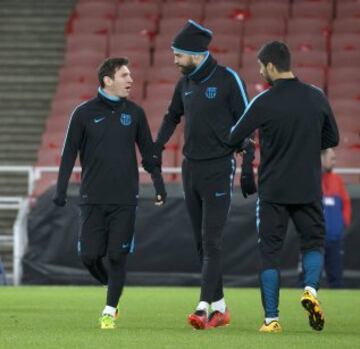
[0,32,65,44]
[0,115,48,125]
[0,41,65,51]
[0,8,74,17]
[0,82,56,94]
[0,91,54,101]
[0,154,37,164]
[0,23,66,33]
[0,16,67,25]
[0,50,64,60]
[0,134,42,143]
[0,57,63,67]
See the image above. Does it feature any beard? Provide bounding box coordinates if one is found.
[261,70,274,86]
[176,63,197,75]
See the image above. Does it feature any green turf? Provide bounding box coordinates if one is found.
[0,287,359,349]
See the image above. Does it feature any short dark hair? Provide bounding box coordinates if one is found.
[98,57,129,88]
[257,41,291,72]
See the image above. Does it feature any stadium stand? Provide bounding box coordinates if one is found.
[29,0,360,202]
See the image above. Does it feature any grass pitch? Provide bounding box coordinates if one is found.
[0,287,359,349]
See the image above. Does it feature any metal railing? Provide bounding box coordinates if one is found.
[1,165,360,285]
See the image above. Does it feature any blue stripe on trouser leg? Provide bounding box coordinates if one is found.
[260,269,280,318]
[302,250,324,290]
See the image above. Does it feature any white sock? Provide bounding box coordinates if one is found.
[305,286,317,297]
[196,301,210,315]
[102,305,116,317]
[211,298,226,313]
[265,317,279,325]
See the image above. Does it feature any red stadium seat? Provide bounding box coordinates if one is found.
[66,34,108,53]
[331,98,360,117]
[286,33,328,51]
[331,33,360,52]
[213,52,240,69]
[333,18,360,34]
[108,47,151,70]
[328,67,360,85]
[154,34,174,51]
[239,67,263,84]
[71,17,113,35]
[58,66,98,86]
[146,82,175,101]
[64,49,105,68]
[109,33,151,51]
[153,47,175,66]
[336,1,360,18]
[203,18,244,35]
[242,33,285,54]
[244,18,286,36]
[293,67,326,89]
[328,82,360,100]
[54,81,96,101]
[248,1,290,18]
[117,2,160,20]
[331,50,360,67]
[161,2,203,20]
[291,1,333,20]
[210,34,241,53]
[75,1,117,19]
[114,18,157,35]
[205,1,249,20]
[158,18,193,36]
[287,18,331,36]
[292,50,328,68]
[147,67,181,84]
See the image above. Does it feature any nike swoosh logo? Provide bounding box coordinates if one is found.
[184,91,193,96]
[215,192,227,197]
[122,243,130,249]
[94,117,105,123]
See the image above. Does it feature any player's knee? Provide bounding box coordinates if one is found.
[203,238,222,257]
[108,251,127,265]
[81,253,101,268]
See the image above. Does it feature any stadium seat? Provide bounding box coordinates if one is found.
[291,1,333,20]
[331,98,360,117]
[114,18,157,35]
[146,82,175,102]
[336,1,360,18]
[239,67,263,84]
[213,52,240,69]
[287,18,331,36]
[158,18,194,36]
[153,47,175,66]
[210,34,241,53]
[108,47,151,70]
[109,33,151,51]
[328,82,360,100]
[248,1,290,18]
[71,17,113,35]
[117,2,160,19]
[204,1,250,20]
[291,50,328,68]
[244,18,286,36]
[58,66,98,86]
[63,49,105,68]
[242,33,285,54]
[331,33,360,52]
[66,34,108,53]
[54,82,96,101]
[286,33,328,51]
[147,66,181,84]
[328,67,360,85]
[74,1,117,19]
[293,67,326,89]
[161,2,203,20]
[333,18,360,34]
[331,50,360,67]
[202,18,244,35]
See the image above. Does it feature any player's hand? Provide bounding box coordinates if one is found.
[52,193,67,207]
[154,192,167,206]
[240,166,257,198]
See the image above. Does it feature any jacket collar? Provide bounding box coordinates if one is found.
[187,54,217,83]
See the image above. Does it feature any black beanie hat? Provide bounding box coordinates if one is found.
[172,19,213,55]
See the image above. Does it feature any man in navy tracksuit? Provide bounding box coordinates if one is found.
[229,42,339,332]
[147,20,256,329]
[53,57,166,329]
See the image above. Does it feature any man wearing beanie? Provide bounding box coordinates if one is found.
[146,20,256,330]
